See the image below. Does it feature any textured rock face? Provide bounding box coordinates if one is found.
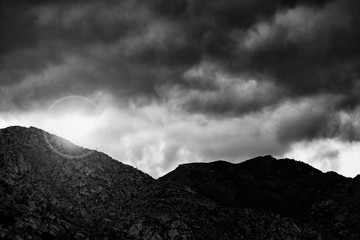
[0,126,154,239]
[1,126,360,239]
[120,182,322,240]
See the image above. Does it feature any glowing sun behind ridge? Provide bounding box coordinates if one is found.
[53,112,97,144]
[43,95,102,148]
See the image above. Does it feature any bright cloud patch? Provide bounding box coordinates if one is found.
[284,139,360,177]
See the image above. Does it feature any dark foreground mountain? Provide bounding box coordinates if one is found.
[1,126,360,239]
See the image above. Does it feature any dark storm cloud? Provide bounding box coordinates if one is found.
[0,0,204,111]
[276,109,331,143]
[0,1,43,85]
[2,0,358,97]
[158,63,285,116]
[238,0,360,99]
[145,0,360,119]
[1,0,360,147]
[0,0,158,108]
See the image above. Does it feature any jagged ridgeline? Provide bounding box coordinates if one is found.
[1,126,360,240]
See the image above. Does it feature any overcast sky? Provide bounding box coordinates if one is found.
[1,0,360,178]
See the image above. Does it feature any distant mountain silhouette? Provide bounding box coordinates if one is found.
[161,156,360,239]
[1,126,360,239]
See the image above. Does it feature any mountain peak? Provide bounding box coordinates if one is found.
[0,125,155,238]
[247,154,276,161]
[1,125,360,239]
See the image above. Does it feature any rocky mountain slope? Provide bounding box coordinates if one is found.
[0,126,154,239]
[160,156,360,239]
[1,126,360,239]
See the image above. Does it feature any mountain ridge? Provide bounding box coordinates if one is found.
[1,125,354,179]
[1,125,360,239]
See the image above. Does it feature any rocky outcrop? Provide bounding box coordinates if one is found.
[1,126,360,239]
[0,126,154,240]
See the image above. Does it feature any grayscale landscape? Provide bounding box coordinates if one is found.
[1,0,360,239]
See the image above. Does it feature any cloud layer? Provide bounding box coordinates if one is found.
[1,0,360,177]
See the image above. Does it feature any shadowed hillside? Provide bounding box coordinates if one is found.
[0,126,154,239]
[160,156,360,239]
[1,126,360,239]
